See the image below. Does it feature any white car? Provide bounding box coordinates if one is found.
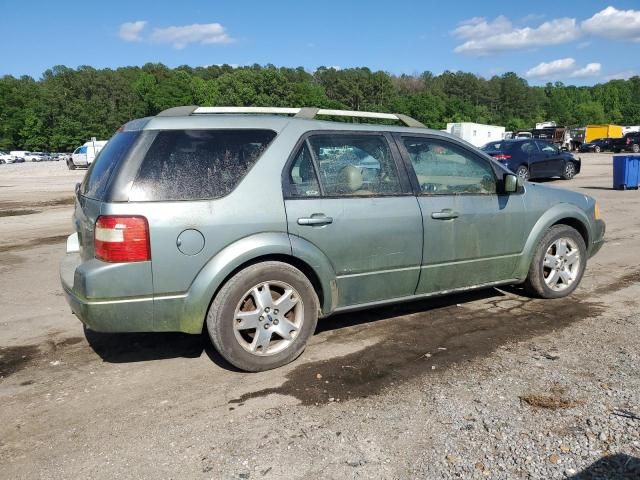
[29,151,50,162]
[0,151,18,164]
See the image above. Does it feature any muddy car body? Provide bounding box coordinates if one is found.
[61,107,605,371]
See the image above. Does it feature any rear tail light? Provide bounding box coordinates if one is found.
[492,154,512,160]
[95,216,150,262]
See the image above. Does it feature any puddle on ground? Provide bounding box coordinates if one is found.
[0,345,41,378]
[0,209,39,218]
[230,295,605,406]
[0,337,85,378]
[597,270,640,295]
[0,197,74,210]
[0,234,69,253]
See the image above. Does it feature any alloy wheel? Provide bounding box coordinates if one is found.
[543,238,581,292]
[233,281,304,356]
[516,166,529,180]
[564,162,576,179]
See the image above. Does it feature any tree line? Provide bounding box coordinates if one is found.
[1,63,639,151]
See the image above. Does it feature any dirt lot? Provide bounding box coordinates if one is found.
[1,157,639,479]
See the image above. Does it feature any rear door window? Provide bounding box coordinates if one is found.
[130,129,276,201]
[306,134,403,196]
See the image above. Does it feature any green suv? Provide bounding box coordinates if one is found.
[60,107,605,371]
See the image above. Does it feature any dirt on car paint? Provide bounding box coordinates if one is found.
[229,293,606,406]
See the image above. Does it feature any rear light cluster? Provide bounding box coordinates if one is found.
[492,154,512,161]
[95,216,150,262]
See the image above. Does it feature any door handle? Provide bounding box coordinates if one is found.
[431,209,459,220]
[297,215,333,226]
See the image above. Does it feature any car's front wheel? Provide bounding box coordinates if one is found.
[206,261,319,372]
[633,144,640,153]
[515,165,530,181]
[562,161,577,180]
[524,225,587,299]
[594,146,601,153]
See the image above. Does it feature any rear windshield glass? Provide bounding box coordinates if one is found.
[129,129,276,201]
[81,132,140,199]
[482,141,511,151]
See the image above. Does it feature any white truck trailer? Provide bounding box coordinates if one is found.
[68,138,108,170]
[445,122,506,148]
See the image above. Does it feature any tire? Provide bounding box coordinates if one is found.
[206,261,319,372]
[633,144,640,153]
[67,160,76,170]
[594,146,601,153]
[562,161,577,180]
[524,225,587,299]
[515,165,530,181]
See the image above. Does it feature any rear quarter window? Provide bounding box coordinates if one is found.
[82,132,139,199]
[129,129,276,201]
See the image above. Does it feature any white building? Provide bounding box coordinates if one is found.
[445,122,506,148]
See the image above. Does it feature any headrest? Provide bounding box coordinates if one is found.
[337,165,363,193]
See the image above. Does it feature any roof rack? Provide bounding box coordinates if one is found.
[156,106,425,128]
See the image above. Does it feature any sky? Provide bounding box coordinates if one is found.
[0,0,639,86]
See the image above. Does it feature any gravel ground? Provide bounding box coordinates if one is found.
[0,155,639,479]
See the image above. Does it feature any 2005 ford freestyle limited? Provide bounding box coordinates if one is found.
[61,107,605,371]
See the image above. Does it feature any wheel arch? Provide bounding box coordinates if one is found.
[175,232,336,334]
[514,205,591,279]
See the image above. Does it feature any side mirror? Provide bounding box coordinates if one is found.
[503,173,518,193]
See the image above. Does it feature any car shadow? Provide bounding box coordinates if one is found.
[316,287,506,334]
[567,454,640,479]
[84,287,512,370]
[581,186,617,191]
[83,327,243,371]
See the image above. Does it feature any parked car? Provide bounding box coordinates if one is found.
[24,151,49,162]
[10,150,31,161]
[0,151,19,164]
[482,139,581,181]
[579,138,615,153]
[612,132,640,153]
[61,106,605,372]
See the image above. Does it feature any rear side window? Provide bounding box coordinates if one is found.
[129,129,276,201]
[82,132,139,199]
[306,134,402,196]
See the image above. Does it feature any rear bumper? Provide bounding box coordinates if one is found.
[60,250,155,333]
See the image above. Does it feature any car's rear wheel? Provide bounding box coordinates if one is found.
[515,165,530,181]
[206,261,319,372]
[524,225,586,299]
[633,144,640,153]
[562,161,577,180]
[594,146,601,153]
